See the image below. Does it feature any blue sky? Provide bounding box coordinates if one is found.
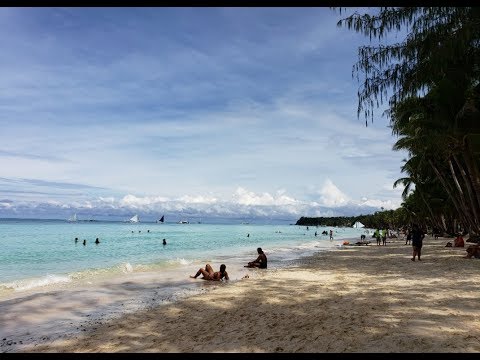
[0,7,408,222]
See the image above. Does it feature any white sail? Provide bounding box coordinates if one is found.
[68,213,77,222]
[129,214,139,223]
[352,221,365,228]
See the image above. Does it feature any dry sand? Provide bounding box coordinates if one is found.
[6,235,480,353]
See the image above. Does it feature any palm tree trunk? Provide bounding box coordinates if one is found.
[448,158,475,230]
[452,153,480,234]
[428,158,471,230]
[462,136,480,218]
[416,184,444,232]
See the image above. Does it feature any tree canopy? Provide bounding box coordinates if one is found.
[334,7,480,238]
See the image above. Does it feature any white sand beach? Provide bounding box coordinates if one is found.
[2,235,480,353]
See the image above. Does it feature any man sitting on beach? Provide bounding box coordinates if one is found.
[245,247,267,269]
[464,244,480,259]
[454,234,465,247]
[190,264,229,281]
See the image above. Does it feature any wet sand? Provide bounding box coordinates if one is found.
[3,235,480,353]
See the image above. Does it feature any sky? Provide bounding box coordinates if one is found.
[0,7,409,222]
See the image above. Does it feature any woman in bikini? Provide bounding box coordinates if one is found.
[190,264,229,281]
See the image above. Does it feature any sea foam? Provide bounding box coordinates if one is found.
[1,274,72,291]
[122,262,133,273]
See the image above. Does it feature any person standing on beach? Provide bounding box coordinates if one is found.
[405,228,412,245]
[190,264,229,281]
[374,228,381,245]
[382,228,387,246]
[329,230,333,240]
[411,224,425,261]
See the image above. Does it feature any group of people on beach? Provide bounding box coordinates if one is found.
[190,223,480,280]
[373,228,388,246]
[190,247,267,281]
[399,224,480,260]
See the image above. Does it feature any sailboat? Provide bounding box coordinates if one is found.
[129,214,139,223]
[68,213,77,222]
[178,210,188,224]
[157,215,165,223]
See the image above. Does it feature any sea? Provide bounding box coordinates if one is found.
[0,218,371,300]
[0,217,376,350]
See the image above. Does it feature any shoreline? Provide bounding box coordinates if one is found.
[4,235,480,353]
[0,237,334,353]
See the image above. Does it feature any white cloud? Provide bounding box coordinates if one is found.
[318,179,350,207]
[232,187,298,206]
[0,8,409,221]
[178,194,218,204]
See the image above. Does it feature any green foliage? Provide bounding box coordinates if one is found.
[335,7,480,125]
[334,7,480,236]
[295,208,409,229]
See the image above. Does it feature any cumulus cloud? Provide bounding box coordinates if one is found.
[317,179,349,207]
[0,181,401,222]
[177,194,218,204]
[232,187,298,206]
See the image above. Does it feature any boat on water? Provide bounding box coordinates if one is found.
[129,214,140,223]
[67,213,77,222]
[157,215,165,223]
[178,220,189,224]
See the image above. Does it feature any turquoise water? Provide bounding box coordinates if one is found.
[0,218,371,294]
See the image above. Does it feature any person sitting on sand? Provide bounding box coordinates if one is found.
[464,244,480,259]
[245,247,267,269]
[190,264,229,281]
[454,234,465,247]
